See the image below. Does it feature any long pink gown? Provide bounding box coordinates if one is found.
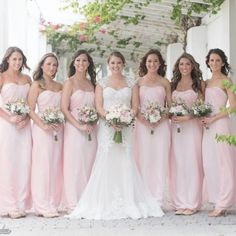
[202,87,235,209]
[134,85,170,205]
[31,90,63,215]
[0,83,32,215]
[63,90,97,211]
[169,90,203,210]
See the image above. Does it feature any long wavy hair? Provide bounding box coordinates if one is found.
[68,49,96,88]
[33,53,58,81]
[171,53,203,93]
[206,48,231,76]
[0,46,30,72]
[139,49,166,77]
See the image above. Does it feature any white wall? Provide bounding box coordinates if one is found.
[0,0,47,75]
[166,43,184,81]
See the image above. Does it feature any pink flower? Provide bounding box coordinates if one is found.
[99,28,106,34]
[39,24,46,32]
[93,15,101,23]
[52,24,60,30]
[79,35,87,42]
[79,22,87,30]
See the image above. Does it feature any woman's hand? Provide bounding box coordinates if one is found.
[16,116,30,129]
[41,123,59,132]
[79,123,94,134]
[9,115,24,124]
[199,116,216,127]
[112,124,123,131]
[171,115,192,123]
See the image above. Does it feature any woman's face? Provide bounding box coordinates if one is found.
[108,56,124,74]
[41,56,58,79]
[178,57,193,77]
[7,51,23,71]
[145,53,160,73]
[208,53,224,73]
[74,53,90,73]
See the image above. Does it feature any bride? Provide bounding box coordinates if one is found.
[67,51,164,220]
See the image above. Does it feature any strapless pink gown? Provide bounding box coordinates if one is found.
[202,87,236,209]
[31,91,63,215]
[134,85,170,205]
[170,90,203,210]
[63,90,97,211]
[0,83,32,215]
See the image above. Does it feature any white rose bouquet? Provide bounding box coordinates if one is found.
[141,101,166,134]
[191,99,212,129]
[5,98,30,116]
[169,99,190,133]
[41,107,65,141]
[78,105,98,141]
[106,104,134,143]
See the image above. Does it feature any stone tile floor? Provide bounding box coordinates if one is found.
[1,208,236,236]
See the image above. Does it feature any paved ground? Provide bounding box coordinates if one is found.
[1,206,236,236]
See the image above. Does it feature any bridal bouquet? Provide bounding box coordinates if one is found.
[78,105,98,141]
[141,101,166,135]
[169,99,190,133]
[5,98,30,116]
[41,107,65,141]
[105,104,134,143]
[191,99,213,129]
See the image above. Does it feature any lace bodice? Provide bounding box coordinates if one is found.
[103,87,132,110]
[98,76,136,110]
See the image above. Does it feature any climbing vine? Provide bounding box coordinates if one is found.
[40,0,225,56]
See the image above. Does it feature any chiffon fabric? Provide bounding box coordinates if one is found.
[202,87,236,209]
[31,90,63,215]
[169,90,203,210]
[0,83,32,215]
[67,77,164,220]
[134,85,170,205]
[63,90,97,211]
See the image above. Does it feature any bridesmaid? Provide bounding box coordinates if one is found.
[28,53,63,217]
[134,49,171,206]
[61,49,97,213]
[169,53,204,215]
[0,47,32,218]
[201,48,236,217]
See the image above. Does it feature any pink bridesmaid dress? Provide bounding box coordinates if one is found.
[135,85,170,205]
[63,90,97,212]
[202,87,235,209]
[31,90,63,215]
[0,83,32,216]
[170,90,203,210]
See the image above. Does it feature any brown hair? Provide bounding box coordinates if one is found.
[0,46,30,72]
[107,51,126,64]
[68,49,96,88]
[139,49,166,77]
[171,53,203,93]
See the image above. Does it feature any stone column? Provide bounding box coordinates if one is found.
[166,43,184,81]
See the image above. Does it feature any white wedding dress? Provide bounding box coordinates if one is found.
[67,77,164,220]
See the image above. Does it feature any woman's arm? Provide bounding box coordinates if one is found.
[95,84,106,118]
[61,79,87,131]
[28,81,52,131]
[0,75,22,124]
[131,84,139,117]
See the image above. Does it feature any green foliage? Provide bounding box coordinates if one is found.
[216,134,236,146]
[215,79,236,146]
[41,0,225,56]
[171,0,224,25]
